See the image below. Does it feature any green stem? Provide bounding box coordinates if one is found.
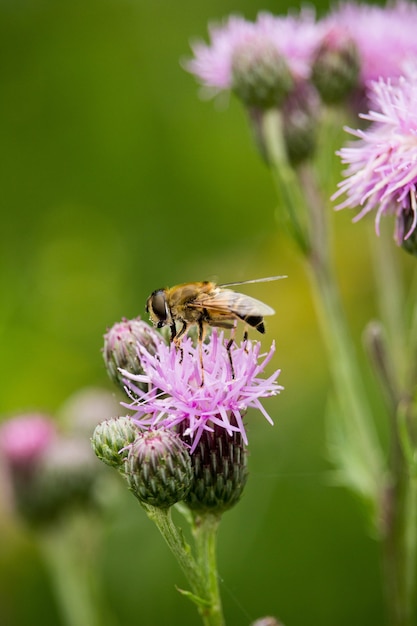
[398,297,417,625]
[404,267,417,390]
[39,516,108,626]
[261,99,417,625]
[381,447,417,625]
[192,512,224,626]
[370,226,417,625]
[307,241,386,505]
[143,505,225,625]
[370,224,408,395]
[261,109,310,254]
[403,474,417,622]
[143,504,203,596]
[262,111,385,511]
[300,155,417,623]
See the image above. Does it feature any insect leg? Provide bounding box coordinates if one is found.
[170,323,177,342]
[197,319,205,386]
[173,321,188,363]
[226,320,237,379]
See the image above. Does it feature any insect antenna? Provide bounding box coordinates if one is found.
[219,275,287,288]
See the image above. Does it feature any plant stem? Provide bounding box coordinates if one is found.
[306,217,386,504]
[143,504,203,596]
[370,224,408,396]
[39,516,108,626]
[192,512,224,626]
[380,447,417,625]
[262,103,417,624]
[143,505,225,625]
[370,225,417,625]
[261,109,310,254]
[262,108,386,510]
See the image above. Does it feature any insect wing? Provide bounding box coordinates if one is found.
[189,288,275,317]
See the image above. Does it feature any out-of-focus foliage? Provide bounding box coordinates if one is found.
[0,0,402,625]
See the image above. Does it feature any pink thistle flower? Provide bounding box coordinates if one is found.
[0,414,56,468]
[325,2,417,88]
[121,330,282,453]
[332,68,417,244]
[187,10,321,96]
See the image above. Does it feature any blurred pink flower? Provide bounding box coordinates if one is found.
[187,10,321,94]
[325,1,417,87]
[0,414,56,468]
[121,330,282,453]
[333,68,417,243]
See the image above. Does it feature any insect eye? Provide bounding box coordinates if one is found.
[149,290,168,323]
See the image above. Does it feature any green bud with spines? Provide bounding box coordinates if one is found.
[103,317,161,393]
[311,28,360,105]
[184,425,248,514]
[231,40,293,110]
[91,416,139,470]
[125,429,193,509]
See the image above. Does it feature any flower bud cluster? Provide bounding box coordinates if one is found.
[187,3,417,165]
[0,408,103,526]
[95,318,281,515]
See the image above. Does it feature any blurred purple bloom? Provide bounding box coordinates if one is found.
[0,414,56,468]
[326,1,417,87]
[187,10,321,94]
[121,330,282,453]
[333,68,417,243]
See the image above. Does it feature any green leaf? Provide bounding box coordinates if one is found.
[175,587,210,608]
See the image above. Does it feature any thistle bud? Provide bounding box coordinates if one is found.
[125,429,193,509]
[103,317,161,393]
[184,424,248,514]
[311,27,360,105]
[12,437,98,526]
[32,438,97,521]
[91,416,139,470]
[282,81,321,165]
[231,40,293,110]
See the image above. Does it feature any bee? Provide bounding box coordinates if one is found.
[146,276,286,380]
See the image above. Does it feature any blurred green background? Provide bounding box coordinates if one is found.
[0,0,405,624]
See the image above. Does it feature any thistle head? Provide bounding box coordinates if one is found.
[123,330,282,453]
[125,429,193,509]
[231,39,293,110]
[311,25,360,105]
[333,67,417,248]
[103,317,163,393]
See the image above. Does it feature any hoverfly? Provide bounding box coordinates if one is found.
[146,276,286,382]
